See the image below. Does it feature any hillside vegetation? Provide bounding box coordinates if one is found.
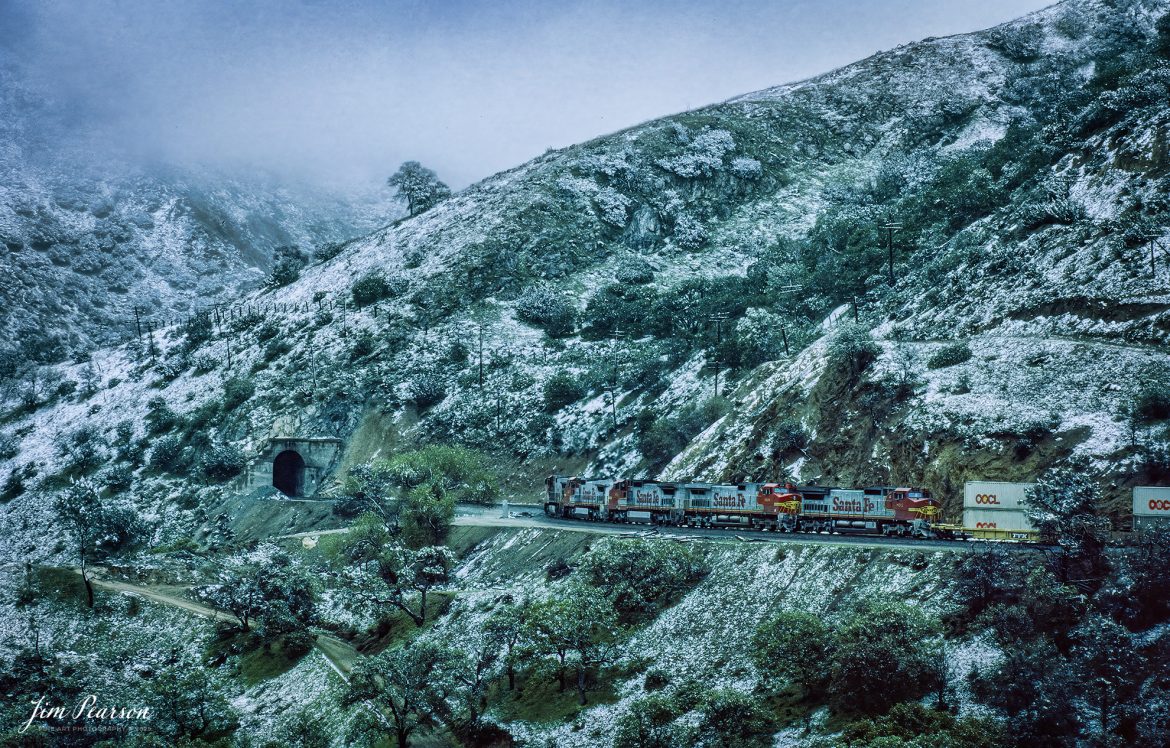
[3,0,1170,547]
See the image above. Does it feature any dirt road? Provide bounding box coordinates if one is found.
[75,570,361,682]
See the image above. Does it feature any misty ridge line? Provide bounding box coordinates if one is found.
[1,0,1050,192]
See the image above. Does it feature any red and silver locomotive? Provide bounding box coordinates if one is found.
[544,475,942,538]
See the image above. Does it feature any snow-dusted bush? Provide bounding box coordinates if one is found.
[181,312,214,352]
[614,257,654,285]
[0,432,17,460]
[222,376,255,411]
[594,187,633,228]
[200,443,248,482]
[577,538,709,624]
[266,245,307,289]
[985,24,1044,62]
[1052,10,1088,40]
[409,368,447,409]
[352,271,404,307]
[99,463,133,494]
[657,128,736,178]
[404,247,425,269]
[148,434,184,471]
[543,370,585,412]
[1133,382,1170,423]
[516,285,577,337]
[828,323,880,377]
[191,351,218,375]
[56,425,105,475]
[672,213,708,249]
[926,341,972,369]
[733,308,784,367]
[771,417,808,454]
[638,398,730,465]
[314,241,345,263]
[730,156,763,180]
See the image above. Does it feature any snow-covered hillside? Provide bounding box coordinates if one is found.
[5,0,1170,551]
[0,61,401,361]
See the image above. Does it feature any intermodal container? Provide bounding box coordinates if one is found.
[1133,486,1170,528]
[963,508,1035,532]
[963,481,1034,511]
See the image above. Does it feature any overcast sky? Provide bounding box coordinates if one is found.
[2,0,1054,190]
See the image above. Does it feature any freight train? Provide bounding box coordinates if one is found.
[544,475,951,539]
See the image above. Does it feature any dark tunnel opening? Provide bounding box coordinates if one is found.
[272,449,306,496]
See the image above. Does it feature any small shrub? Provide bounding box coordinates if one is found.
[352,272,394,306]
[1135,383,1170,423]
[266,245,307,288]
[410,370,446,409]
[644,668,670,692]
[614,258,655,285]
[201,443,247,482]
[313,242,344,263]
[543,371,585,412]
[256,322,280,342]
[516,285,577,337]
[2,464,36,501]
[0,433,17,460]
[55,380,78,399]
[828,323,880,376]
[404,248,424,269]
[349,330,376,361]
[447,340,469,364]
[927,341,973,370]
[182,313,215,352]
[223,377,255,411]
[191,352,218,374]
[771,418,808,454]
[282,629,315,658]
[263,339,292,363]
[101,465,134,494]
[149,434,185,472]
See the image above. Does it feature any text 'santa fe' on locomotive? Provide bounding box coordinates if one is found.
[544,475,943,539]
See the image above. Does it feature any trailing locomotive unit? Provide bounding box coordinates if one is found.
[544,476,942,538]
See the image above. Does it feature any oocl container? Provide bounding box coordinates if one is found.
[1133,486,1170,528]
[963,481,1034,511]
[963,508,1035,532]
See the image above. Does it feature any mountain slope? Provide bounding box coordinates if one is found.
[0,61,400,362]
[4,0,1170,555]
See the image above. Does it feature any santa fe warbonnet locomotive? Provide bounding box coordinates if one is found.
[544,475,946,539]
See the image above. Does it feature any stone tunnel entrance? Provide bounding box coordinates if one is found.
[243,437,342,499]
[272,449,306,496]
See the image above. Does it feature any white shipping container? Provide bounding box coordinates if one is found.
[963,508,1035,532]
[1133,486,1170,517]
[963,481,1034,511]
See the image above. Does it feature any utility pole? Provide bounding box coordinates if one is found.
[880,222,903,286]
[602,376,619,432]
[707,312,730,399]
[146,320,157,360]
[1140,233,1168,280]
[477,323,485,388]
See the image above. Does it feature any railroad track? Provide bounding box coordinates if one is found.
[449,509,1047,553]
